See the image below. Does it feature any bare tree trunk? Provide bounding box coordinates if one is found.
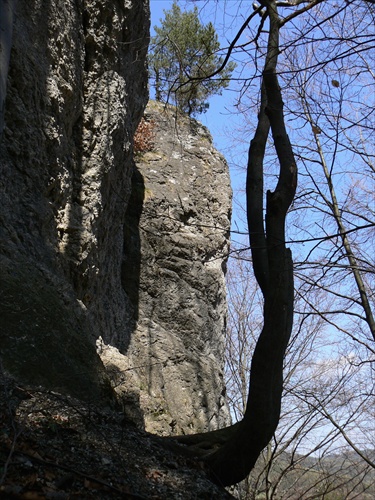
[302,99,375,342]
[171,1,297,487]
[155,67,161,101]
[0,0,17,137]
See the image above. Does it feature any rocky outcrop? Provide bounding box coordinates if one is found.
[0,1,231,437]
[99,101,232,434]
[0,2,234,495]
[0,0,149,400]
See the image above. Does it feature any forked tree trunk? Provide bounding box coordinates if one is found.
[203,65,297,485]
[171,1,297,487]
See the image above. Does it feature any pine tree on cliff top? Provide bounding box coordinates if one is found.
[149,1,236,116]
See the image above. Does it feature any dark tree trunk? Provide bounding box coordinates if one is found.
[169,0,298,487]
[204,63,297,486]
[155,68,161,101]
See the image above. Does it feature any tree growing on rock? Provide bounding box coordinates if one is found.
[149,1,236,116]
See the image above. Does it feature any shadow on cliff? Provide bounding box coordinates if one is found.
[0,0,111,402]
[0,1,147,403]
[121,165,145,330]
[61,8,147,356]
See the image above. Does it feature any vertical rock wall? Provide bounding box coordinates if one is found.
[99,101,232,434]
[0,1,231,435]
[0,0,149,399]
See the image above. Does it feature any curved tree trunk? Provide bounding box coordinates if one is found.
[171,1,298,487]
[204,62,297,485]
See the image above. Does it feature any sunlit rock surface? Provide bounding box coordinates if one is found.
[99,101,232,434]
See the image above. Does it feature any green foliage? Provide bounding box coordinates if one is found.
[149,1,236,116]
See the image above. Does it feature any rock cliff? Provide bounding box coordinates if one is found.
[0,0,150,400]
[0,2,231,435]
[0,2,235,496]
[99,101,232,434]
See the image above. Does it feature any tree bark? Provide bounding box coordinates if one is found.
[167,0,297,487]
[174,1,296,487]
[203,1,297,486]
[246,82,270,296]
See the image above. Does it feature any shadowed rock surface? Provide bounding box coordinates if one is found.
[0,0,149,400]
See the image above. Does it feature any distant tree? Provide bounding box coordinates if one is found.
[149,1,236,116]
[225,248,375,499]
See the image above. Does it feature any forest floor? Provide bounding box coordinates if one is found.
[0,373,233,499]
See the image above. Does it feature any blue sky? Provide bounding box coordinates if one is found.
[149,1,375,456]
[149,2,375,452]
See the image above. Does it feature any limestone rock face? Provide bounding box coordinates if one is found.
[0,1,231,436]
[99,101,232,434]
[0,0,149,399]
